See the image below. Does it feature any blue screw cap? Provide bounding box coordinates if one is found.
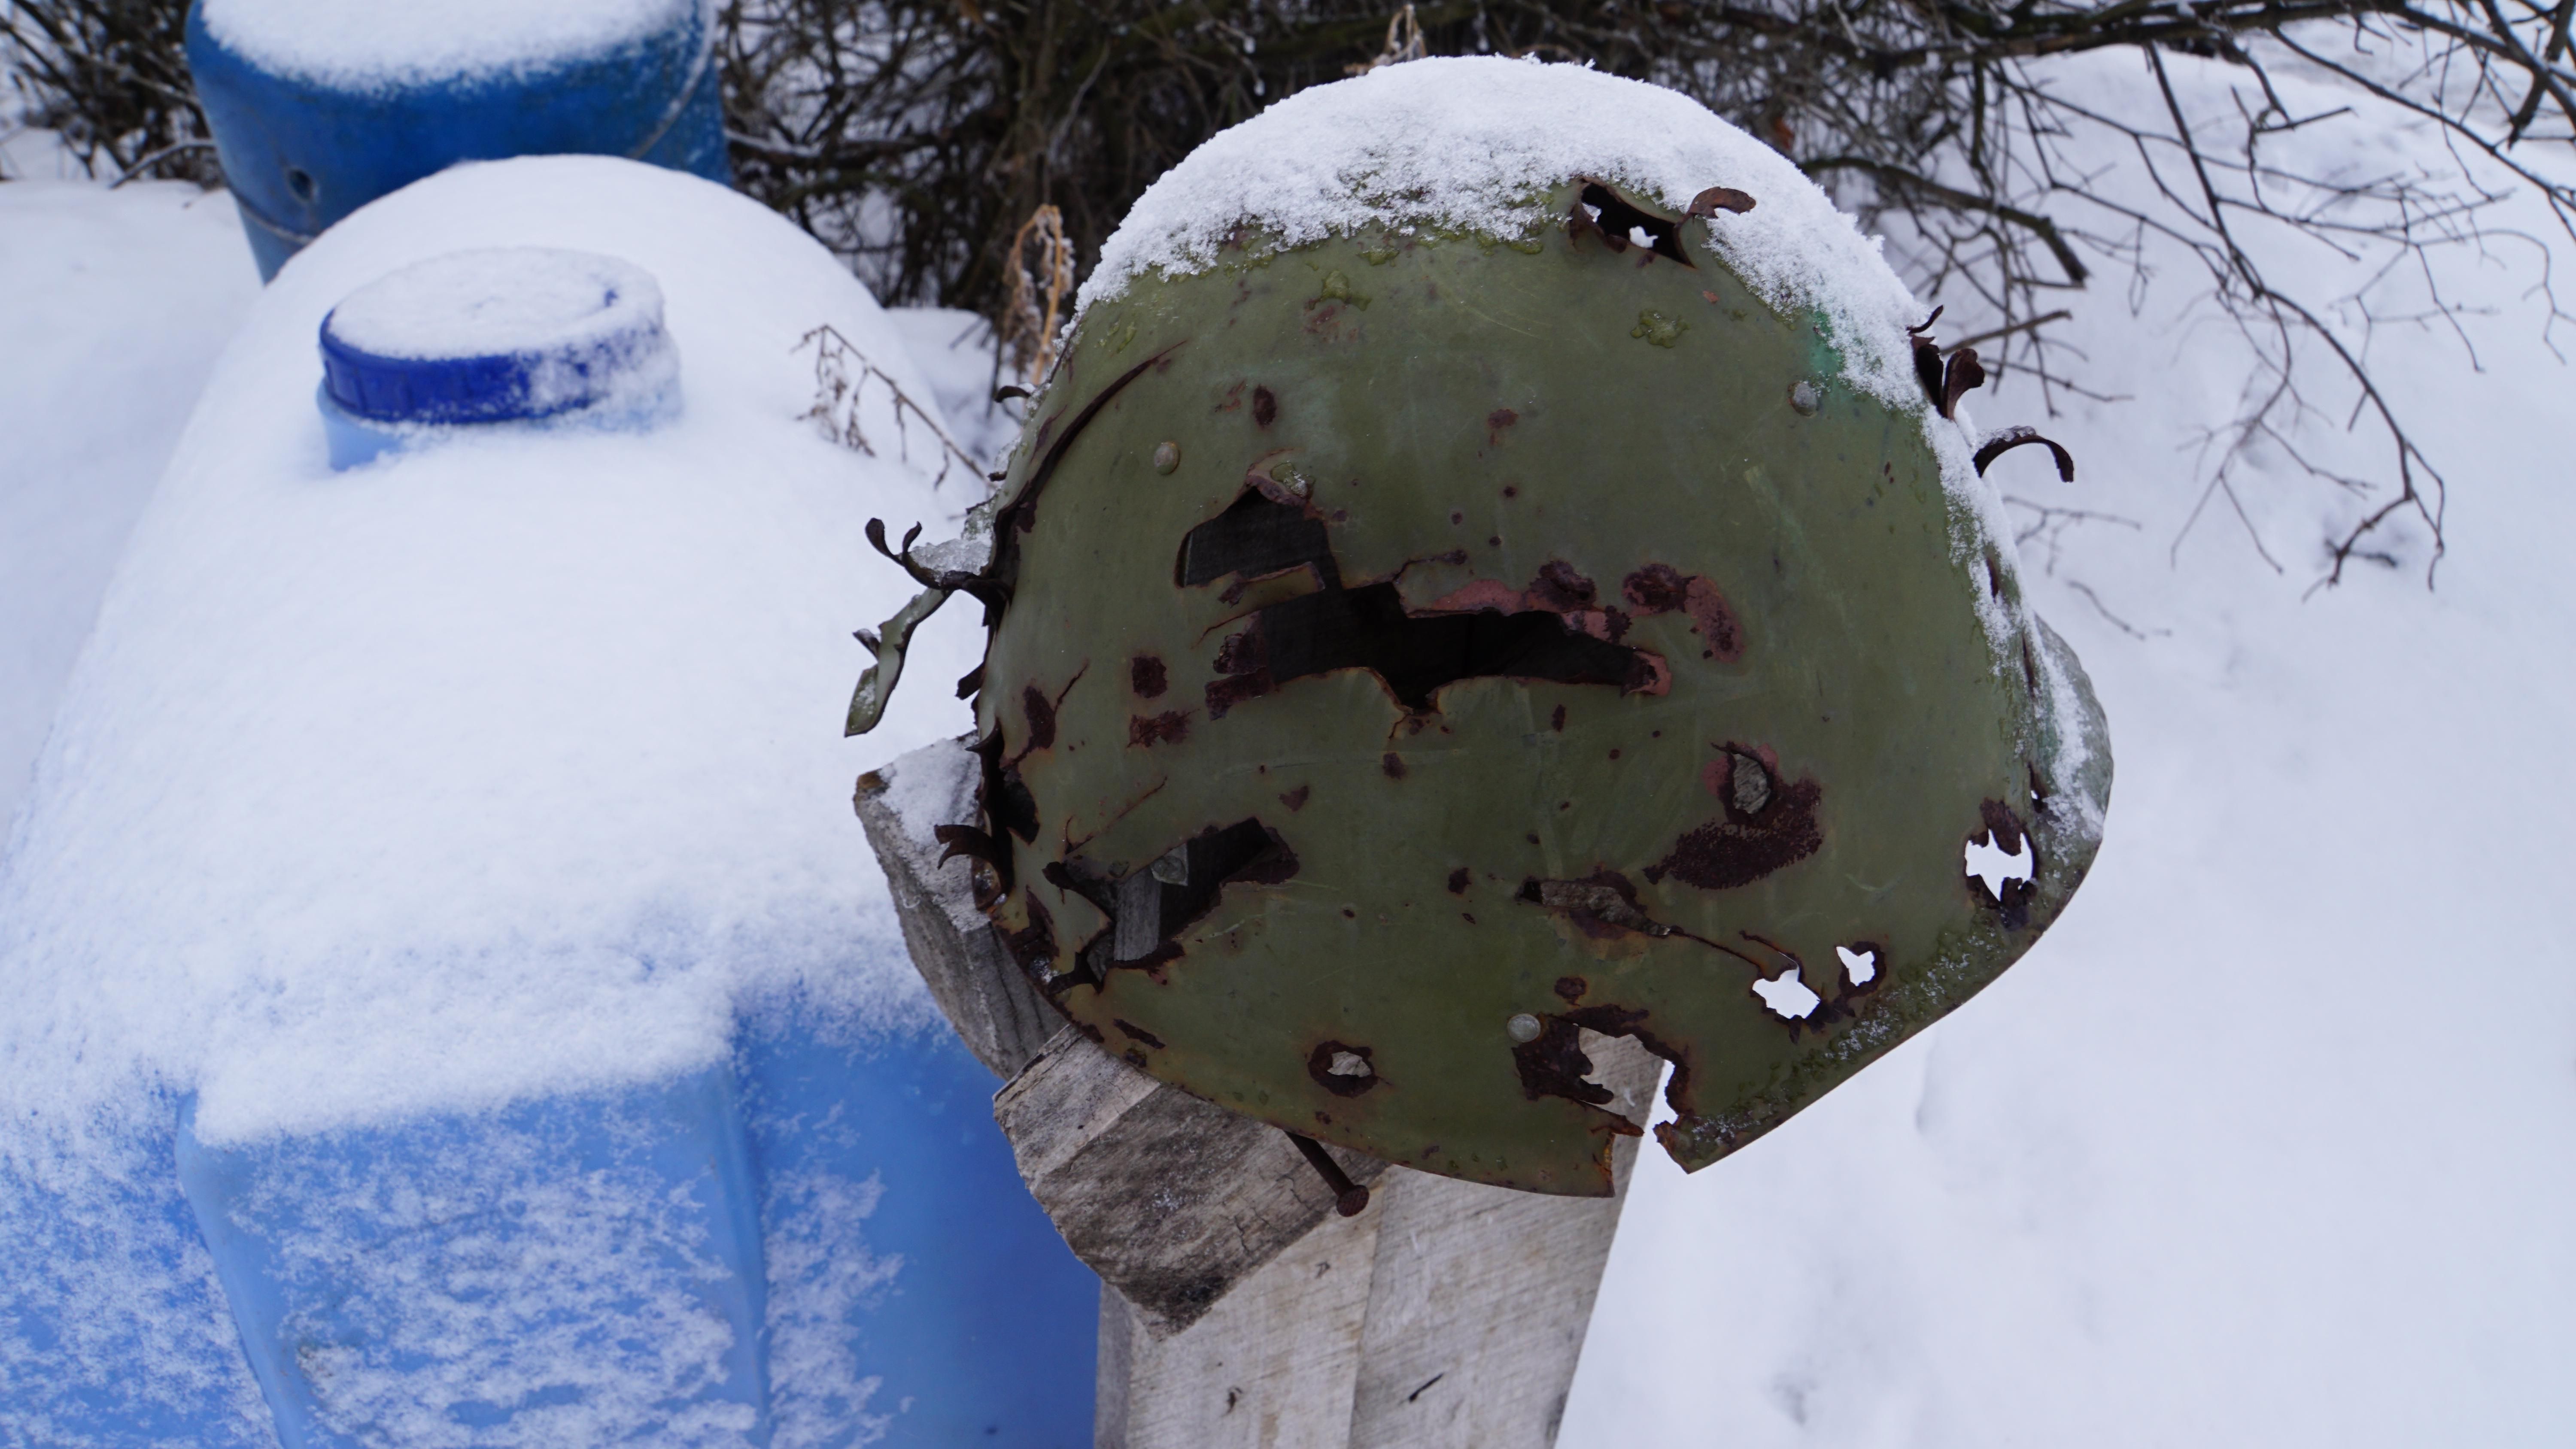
[317,247,679,466]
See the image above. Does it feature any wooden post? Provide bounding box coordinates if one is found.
[858,739,1655,1449]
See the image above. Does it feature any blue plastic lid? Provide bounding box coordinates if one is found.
[318,247,678,426]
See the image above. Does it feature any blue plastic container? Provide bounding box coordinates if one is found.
[172,1022,1097,1446]
[0,230,1098,1445]
[185,0,729,279]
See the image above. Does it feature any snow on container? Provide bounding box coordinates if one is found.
[0,156,1093,1446]
[185,0,729,280]
[316,246,683,467]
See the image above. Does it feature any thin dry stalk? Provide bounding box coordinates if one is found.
[1001,203,1076,388]
[797,323,985,491]
[1347,3,1426,73]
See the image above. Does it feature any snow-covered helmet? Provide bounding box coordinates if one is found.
[856,59,2110,1193]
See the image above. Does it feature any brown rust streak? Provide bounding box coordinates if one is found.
[1005,662,1088,767]
[1130,654,1168,698]
[1058,776,1168,856]
[1647,746,1823,890]
[1513,869,1774,970]
[1508,1005,1650,1137]
[1128,711,1191,747]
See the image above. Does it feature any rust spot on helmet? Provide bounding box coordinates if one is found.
[1022,685,1056,751]
[1308,1041,1380,1097]
[1518,872,1686,942]
[1530,560,1598,611]
[1687,185,1757,216]
[1620,565,1743,662]
[1567,179,1694,267]
[1622,564,1688,612]
[1510,1003,1652,1120]
[1131,654,1169,698]
[1648,752,1823,890]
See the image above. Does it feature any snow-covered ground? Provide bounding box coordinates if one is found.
[1558,52,2576,1449]
[0,139,259,831]
[3,42,2570,1445]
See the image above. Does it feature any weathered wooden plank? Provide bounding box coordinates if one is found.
[997,1026,1391,1337]
[857,738,1393,1334]
[852,737,1058,1078]
[1341,1034,1658,1449]
[1099,1200,1383,1449]
[854,735,1659,1449]
[1097,1035,1659,1449]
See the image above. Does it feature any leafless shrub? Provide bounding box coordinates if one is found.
[1,0,215,185]
[12,2,2570,585]
[716,0,2576,589]
[1725,1,2576,589]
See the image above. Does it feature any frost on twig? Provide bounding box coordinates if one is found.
[796,324,985,491]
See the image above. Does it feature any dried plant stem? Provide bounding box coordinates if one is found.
[797,323,986,489]
[1002,203,1075,388]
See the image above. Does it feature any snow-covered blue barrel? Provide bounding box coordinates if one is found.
[0,157,1093,1446]
[185,0,729,280]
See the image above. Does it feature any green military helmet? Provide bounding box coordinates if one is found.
[851,58,2111,1195]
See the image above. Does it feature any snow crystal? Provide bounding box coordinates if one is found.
[761,1167,899,1446]
[198,0,703,90]
[0,156,973,1152]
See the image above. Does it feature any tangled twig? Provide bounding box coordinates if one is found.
[796,324,985,491]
